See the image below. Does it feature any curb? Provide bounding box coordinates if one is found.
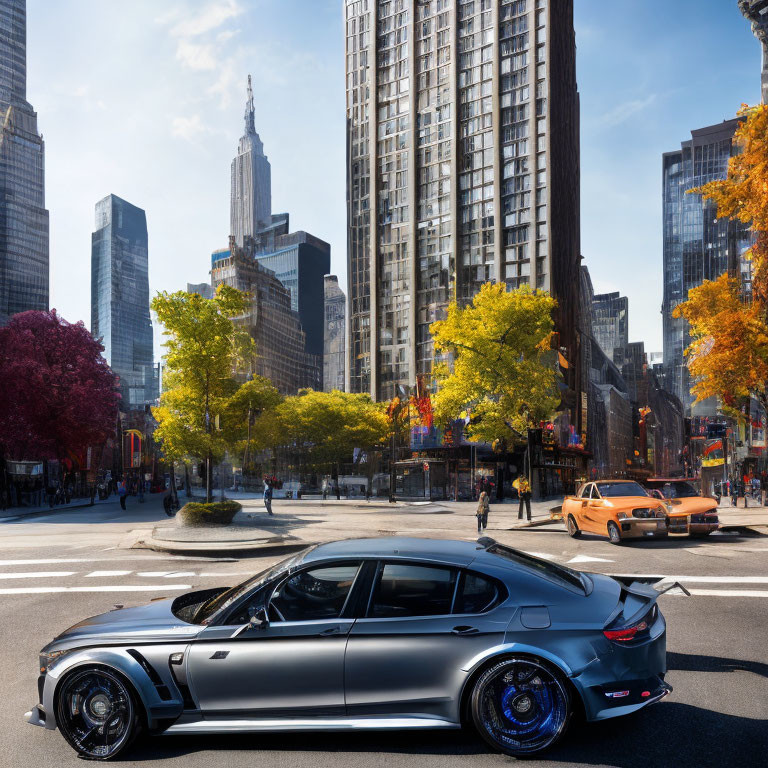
[718,524,768,537]
[133,534,312,558]
[0,499,107,522]
[508,518,560,531]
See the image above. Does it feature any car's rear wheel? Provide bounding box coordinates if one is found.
[470,657,571,756]
[566,515,581,538]
[56,666,142,760]
[691,531,713,538]
[607,521,622,545]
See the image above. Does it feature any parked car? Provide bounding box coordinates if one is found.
[563,480,669,544]
[644,478,720,537]
[26,537,670,760]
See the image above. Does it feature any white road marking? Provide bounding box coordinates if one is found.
[522,551,559,561]
[669,589,768,598]
[0,558,94,566]
[136,571,196,578]
[567,555,614,564]
[197,572,254,578]
[85,570,132,578]
[658,576,768,584]
[0,585,192,595]
[0,571,77,580]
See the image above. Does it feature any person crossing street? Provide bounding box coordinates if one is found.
[514,474,532,522]
[476,490,489,534]
[117,480,127,511]
[263,479,274,516]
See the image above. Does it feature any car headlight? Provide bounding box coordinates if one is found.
[39,649,70,674]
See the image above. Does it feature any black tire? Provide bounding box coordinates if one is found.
[470,657,571,756]
[566,515,581,538]
[607,521,622,545]
[690,531,713,538]
[56,666,142,760]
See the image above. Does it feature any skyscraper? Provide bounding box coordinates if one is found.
[0,0,49,324]
[591,291,628,363]
[323,275,346,391]
[231,74,272,248]
[345,0,581,402]
[91,195,155,410]
[662,120,752,415]
[739,0,768,103]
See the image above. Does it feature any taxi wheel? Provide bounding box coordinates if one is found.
[566,515,581,538]
[607,521,623,545]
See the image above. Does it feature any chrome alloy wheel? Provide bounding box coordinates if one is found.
[471,657,570,755]
[56,668,138,760]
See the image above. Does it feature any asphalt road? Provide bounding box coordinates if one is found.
[0,499,766,767]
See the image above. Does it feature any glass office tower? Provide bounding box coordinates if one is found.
[0,0,49,324]
[345,0,581,402]
[591,291,628,363]
[91,195,155,409]
[662,120,752,415]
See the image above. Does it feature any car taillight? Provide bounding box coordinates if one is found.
[604,620,648,642]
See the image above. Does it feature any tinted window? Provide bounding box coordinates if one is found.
[455,572,501,614]
[578,484,591,499]
[659,482,698,499]
[597,482,648,498]
[589,484,600,499]
[370,563,457,618]
[486,544,587,594]
[270,564,360,621]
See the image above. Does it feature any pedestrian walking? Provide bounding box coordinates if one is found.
[263,479,273,516]
[514,475,532,521]
[476,490,490,534]
[118,480,128,511]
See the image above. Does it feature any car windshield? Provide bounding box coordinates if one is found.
[193,547,314,625]
[597,481,648,498]
[654,482,698,499]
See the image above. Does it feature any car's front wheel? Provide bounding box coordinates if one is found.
[56,666,142,760]
[470,657,571,756]
[566,515,581,538]
[607,521,622,545]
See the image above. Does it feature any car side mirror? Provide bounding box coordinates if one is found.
[231,606,269,638]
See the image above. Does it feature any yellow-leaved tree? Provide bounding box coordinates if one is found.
[430,282,561,444]
[675,104,768,416]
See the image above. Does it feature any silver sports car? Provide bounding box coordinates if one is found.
[26,537,671,760]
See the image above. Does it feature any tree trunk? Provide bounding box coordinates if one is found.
[169,463,178,505]
[184,463,192,498]
[206,451,213,504]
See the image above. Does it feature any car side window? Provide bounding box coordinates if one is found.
[269,564,361,622]
[369,563,457,618]
[590,485,601,500]
[578,484,590,499]
[454,571,502,614]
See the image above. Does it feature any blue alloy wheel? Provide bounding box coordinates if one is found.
[470,657,571,755]
[56,667,140,760]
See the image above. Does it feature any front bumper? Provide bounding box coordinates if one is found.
[619,518,668,539]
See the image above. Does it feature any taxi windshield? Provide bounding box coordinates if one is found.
[597,481,648,498]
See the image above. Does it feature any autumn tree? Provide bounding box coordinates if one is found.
[264,389,388,478]
[430,282,561,444]
[675,104,768,415]
[151,285,254,502]
[693,104,768,301]
[0,310,120,461]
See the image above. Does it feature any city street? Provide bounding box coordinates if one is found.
[0,499,766,767]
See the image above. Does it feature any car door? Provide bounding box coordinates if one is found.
[187,561,362,717]
[583,484,605,533]
[573,483,593,532]
[344,561,512,721]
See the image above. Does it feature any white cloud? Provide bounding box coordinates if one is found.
[175,39,217,71]
[599,94,657,129]
[171,114,210,141]
[170,0,243,38]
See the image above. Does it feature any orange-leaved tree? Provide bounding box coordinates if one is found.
[693,103,768,301]
[673,274,768,417]
[674,103,768,416]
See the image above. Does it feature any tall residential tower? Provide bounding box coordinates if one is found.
[0,0,49,323]
[91,195,155,410]
[345,0,581,401]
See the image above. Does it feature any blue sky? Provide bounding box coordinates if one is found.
[28,0,760,355]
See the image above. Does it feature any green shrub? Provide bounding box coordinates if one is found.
[177,501,241,527]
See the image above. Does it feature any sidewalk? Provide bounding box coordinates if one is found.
[134,497,561,556]
[0,497,108,520]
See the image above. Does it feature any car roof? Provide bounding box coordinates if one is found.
[302,537,478,567]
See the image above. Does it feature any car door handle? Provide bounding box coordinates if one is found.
[317,626,342,637]
[451,625,480,635]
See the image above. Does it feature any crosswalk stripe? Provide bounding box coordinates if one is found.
[85,570,132,577]
[567,555,614,564]
[136,571,197,578]
[0,585,192,595]
[0,571,77,580]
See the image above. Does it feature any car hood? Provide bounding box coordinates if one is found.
[44,597,202,652]
[601,496,664,508]
[664,497,718,517]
